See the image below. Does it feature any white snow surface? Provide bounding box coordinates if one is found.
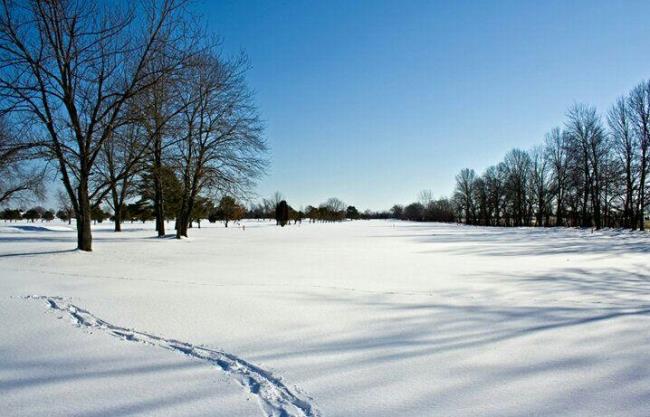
[1,219,649,416]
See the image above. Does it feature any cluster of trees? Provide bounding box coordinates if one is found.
[247,193,454,224]
[1,206,108,224]
[247,193,350,224]
[389,190,456,223]
[1,207,53,222]
[209,196,246,227]
[452,83,650,230]
[0,0,266,250]
[305,198,347,222]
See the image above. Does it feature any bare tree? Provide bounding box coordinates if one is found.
[173,51,266,238]
[418,189,433,206]
[503,149,531,226]
[565,104,607,229]
[270,191,284,207]
[628,81,650,231]
[608,97,638,228]
[325,197,345,213]
[483,165,504,226]
[454,168,476,225]
[96,121,148,231]
[0,0,189,250]
[473,175,489,226]
[529,146,550,227]
[316,197,345,221]
[136,45,195,237]
[544,127,570,226]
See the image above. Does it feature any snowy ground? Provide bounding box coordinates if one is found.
[1,219,649,417]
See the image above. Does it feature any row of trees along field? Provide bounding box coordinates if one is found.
[452,84,650,231]
[242,196,353,225]
[0,193,356,229]
[0,0,267,250]
[1,206,99,224]
[247,193,350,225]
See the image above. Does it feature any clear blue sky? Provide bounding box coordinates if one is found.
[202,0,649,210]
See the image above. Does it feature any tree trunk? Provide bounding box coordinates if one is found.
[591,158,602,230]
[176,200,188,239]
[76,181,92,251]
[153,137,165,237]
[154,179,165,236]
[639,152,647,231]
[637,122,648,230]
[536,192,544,227]
[111,187,122,232]
[114,210,122,232]
[176,169,200,238]
[639,174,646,231]
[175,198,190,239]
[581,178,590,228]
[624,164,633,229]
[555,187,564,227]
[176,213,188,238]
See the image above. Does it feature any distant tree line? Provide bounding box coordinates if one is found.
[388,190,457,223]
[247,193,350,224]
[240,191,458,224]
[452,82,650,230]
[1,205,108,225]
[244,193,457,224]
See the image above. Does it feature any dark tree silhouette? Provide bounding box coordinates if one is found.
[346,206,360,220]
[276,200,289,227]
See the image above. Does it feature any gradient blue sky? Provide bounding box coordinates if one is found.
[200,0,650,210]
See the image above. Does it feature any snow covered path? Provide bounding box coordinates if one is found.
[2,220,650,416]
[25,295,319,417]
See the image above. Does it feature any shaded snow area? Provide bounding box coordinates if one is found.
[0,224,74,233]
[1,220,649,416]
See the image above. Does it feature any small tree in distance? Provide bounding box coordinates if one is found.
[23,208,41,222]
[305,205,318,222]
[91,206,108,224]
[56,209,72,224]
[2,208,21,222]
[318,198,345,222]
[56,191,74,224]
[42,210,55,222]
[346,206,360,220]
[213,196,244,228]
[276,200,289,226]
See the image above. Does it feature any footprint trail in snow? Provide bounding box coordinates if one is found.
[26,295,320,417]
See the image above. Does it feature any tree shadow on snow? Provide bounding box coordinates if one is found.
[374,224,650,256]
[0,248,78,258]
[262,291,650,364]
[250,266,650,416]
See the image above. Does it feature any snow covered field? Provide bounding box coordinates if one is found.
[1,219,649,417]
